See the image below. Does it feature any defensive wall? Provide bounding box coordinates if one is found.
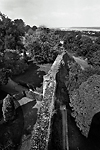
[30,52,71,150]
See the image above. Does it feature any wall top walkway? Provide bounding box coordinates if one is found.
[30,52,67,150]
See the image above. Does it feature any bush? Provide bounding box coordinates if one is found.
[3,51,28,76]
[0,68,10,85]
[0,50,28,86]
[12,59,28,75]
[69,74,100,137]
[88,50,100,67]
[67,60,100,94]
[24,28,60,64]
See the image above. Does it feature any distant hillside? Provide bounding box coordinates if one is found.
[60,27,100,32]
[69,27,100,32]
[71,27,100,29]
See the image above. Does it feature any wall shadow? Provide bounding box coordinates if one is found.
[88,112,100,150]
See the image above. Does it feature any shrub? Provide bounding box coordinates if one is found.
[0,68,10,85]
[4,59,28,76]
[3,51,28,76]
[88,50,100,67]
[67,60,100,94]
[69,74,100,137]
[12,59,28,75]
[24,28,60,64]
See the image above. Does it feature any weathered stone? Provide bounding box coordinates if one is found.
[30,53,65,150]
[13,91,26,100]
[33,91,43,101]
[2,94,16,122]
[19,51,97,150]
[25,89,35,99]
[25,89,43,101]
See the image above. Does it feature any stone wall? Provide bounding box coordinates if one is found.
[30,52,71,150]
[29,51,99,150]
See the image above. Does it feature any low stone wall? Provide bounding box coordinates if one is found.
[30,52,70,150]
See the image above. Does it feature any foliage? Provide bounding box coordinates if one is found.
[24,27,60,63]
[3,51,28,75]
[76,37,93,57]
[14,19,25,35]
[63,33,77,53]
[63,31,100,56]
[0,50,28,85]
[67,60,100,94]
[88,50,100,67]
[69,74,100,137]
[62,30,100,139]
[13,59,28,75]
[95,36,100,44]
[32,25,37,31]
[0,68,10,85]
[0,12,35,86]
[0,12,25,52]
[66,61,82,93]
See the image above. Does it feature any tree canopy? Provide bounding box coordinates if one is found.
[0,12,25,52]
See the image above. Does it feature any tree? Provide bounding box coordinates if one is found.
[88,50,100,67]
[24,27,60,63]
[0,12,25,52]
[25,25,31,32]
[63,32,79,53]
[32,25,37,31]
[27,28,34,35]
[13,19,25,36]
[0,13,29,86]
[75,36,93,57]
[95,36,100,44]
[0,68,10,85]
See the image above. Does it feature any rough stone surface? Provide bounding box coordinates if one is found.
[29,51,75,150]
[22,51,100,150]
[25,90,43,101]
[2,94,16,122]
[30,53,65,150]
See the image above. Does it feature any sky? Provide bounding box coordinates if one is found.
[0,0,100,28]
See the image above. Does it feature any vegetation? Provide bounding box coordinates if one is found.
[66,50,100,138]
[24,27,60,63]
[0,12,29,85]
[1,11,100,150]
[0,68,10,85]
[63,30,100,61]
[67,61,100,93]
[0,12,61,86]
[69,74,100,137]
[88,50,100,67]
[65,37,100,138]
[0,12,25,51]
